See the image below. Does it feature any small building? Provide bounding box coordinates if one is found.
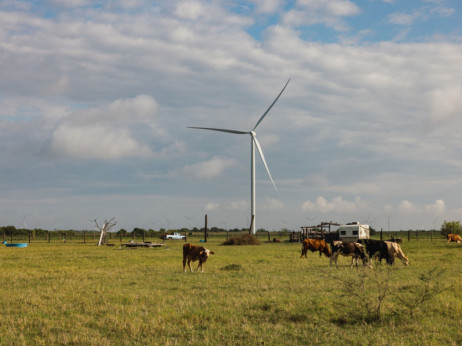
[338,222,370,242]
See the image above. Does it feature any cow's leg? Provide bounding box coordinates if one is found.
[331,252,339,268]
[183,257,187,273]
[187,258,193,272]
[330,253,335,267]
[197,261,204,273]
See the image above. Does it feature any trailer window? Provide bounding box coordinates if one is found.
[353,230,358,235]
[340,231,346,235]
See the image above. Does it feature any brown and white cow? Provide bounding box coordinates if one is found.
[300,238,331,258]
[330,241,370,268]
[384,241,409,266]
[183,243,214,273]
[447,234,462,243]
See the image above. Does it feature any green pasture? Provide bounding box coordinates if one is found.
[0,236,461,345]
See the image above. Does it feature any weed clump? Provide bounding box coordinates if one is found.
[222,234,261,245]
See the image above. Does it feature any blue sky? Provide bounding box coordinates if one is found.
[1,0,462,232]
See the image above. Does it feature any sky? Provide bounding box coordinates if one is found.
[1,0,462,232]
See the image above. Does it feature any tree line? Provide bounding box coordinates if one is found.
[1,222,458,238]
[0,225,270,238]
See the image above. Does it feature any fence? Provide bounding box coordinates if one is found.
[0,229,447,244]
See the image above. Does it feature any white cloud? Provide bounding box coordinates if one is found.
[388,4,455,26]
[388,11,418,26]
[205,202,220,211]
[398,200,419,214]
[182,157,236,179]
[296,0,361,16]
[430,86,462,122]
[250,0,284,14]
[174,1,206,20]
[301,196,364,213]
[283,0,360,31]
[425,199,445,214]
[50,124,151,159]
[49,95,158,159]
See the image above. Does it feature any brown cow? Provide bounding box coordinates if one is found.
[447,234,462,243]
[300,238,331,258]
[183,243,214,273]
[384,241,409,266]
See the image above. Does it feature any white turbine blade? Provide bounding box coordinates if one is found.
[253,79,290,131]
[252,132,277,191]
[188,126,248,135]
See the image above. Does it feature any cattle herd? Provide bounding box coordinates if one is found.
[300,238,409,268]
[182,233,462,272]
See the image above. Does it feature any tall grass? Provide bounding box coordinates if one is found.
[0,237,461,344]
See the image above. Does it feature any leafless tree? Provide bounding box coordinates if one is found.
[94,218,117,246]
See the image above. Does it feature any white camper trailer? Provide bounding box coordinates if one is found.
[338,222,370,242]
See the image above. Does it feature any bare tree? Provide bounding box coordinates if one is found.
[94,218,117,246]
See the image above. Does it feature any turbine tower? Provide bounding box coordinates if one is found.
[189,79,290,234]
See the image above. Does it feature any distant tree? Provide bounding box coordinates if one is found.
[1,226,17,236]
[440,221,462,236]
[117,229,128,237]
[133,227,146,235]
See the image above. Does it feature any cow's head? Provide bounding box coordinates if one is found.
[200,248,214,260]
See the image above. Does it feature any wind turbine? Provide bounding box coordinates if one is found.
[189,79,290,234]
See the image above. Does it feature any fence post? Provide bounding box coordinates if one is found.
[204,214,208,242]
[408,230,410,242]
[380,228,383,241]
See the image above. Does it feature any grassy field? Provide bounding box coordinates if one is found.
[0,235,461,345]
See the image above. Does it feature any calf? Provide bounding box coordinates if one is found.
[384,241,409,265]
[301,238,331,258]
[447,234,462,243]
[330,241,369,268]
[182,243,214,273]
